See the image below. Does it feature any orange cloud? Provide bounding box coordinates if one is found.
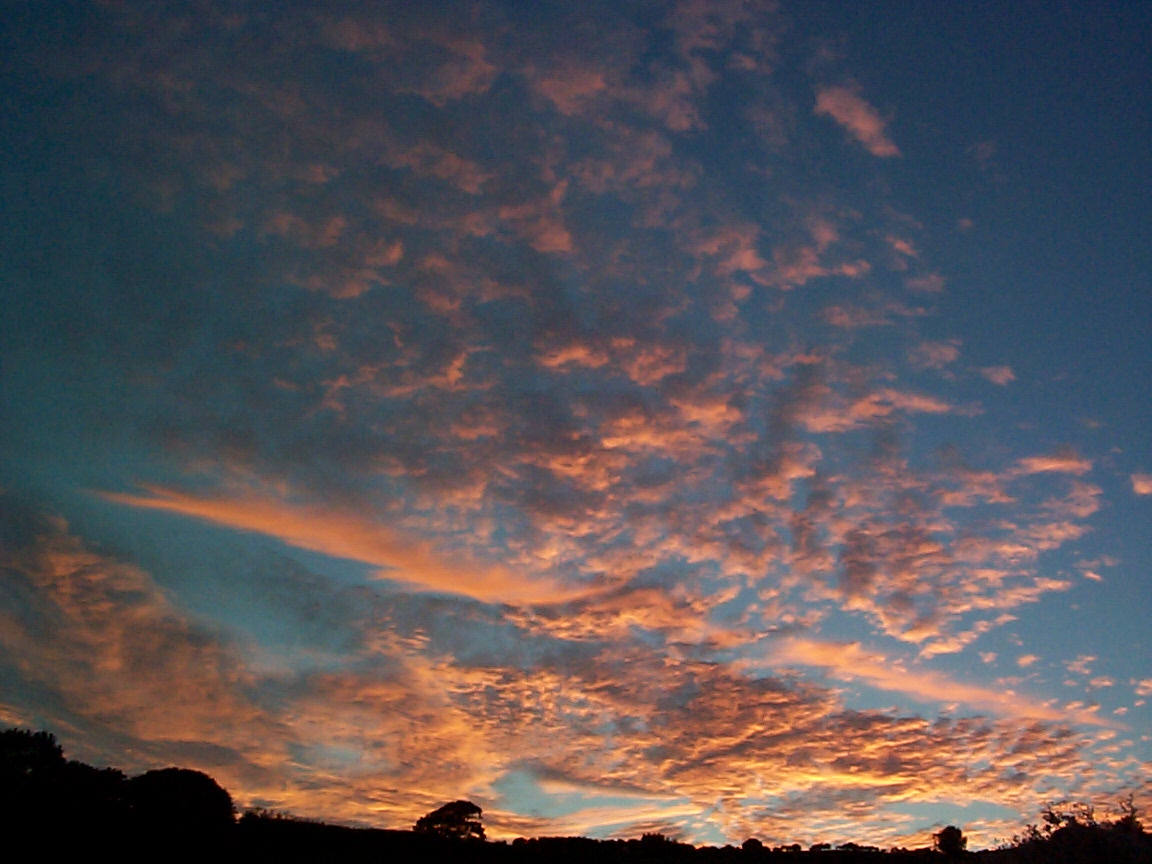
[537,342,612,370]
[1131,473,1152,495]
[768,639,1117,727]
[100,486,598,606]
[0,508,277,773]
[796,385,954,433]
[814,85,901,157]
[1013,454,1093,476]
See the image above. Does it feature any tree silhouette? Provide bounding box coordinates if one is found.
[933,824,967,856]
[413,800,485,841]
[127,767,234,834]
[0,728,64,776]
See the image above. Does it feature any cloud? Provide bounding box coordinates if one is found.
[4,0,1141,845]
[531,63,608,116]
[1066,655,1096,676]
[0,493,1127,846]
[387,143,493,194]
[1131,473,1152,495]
[906,273,946,293]
[100,486,600,606]
[0,498,277,772]
[795,385,955,433]
[821,300,926,329]
[980,366,1016,385]
[909,339,961,369]
[814,85,901,157]
[770,640,1115,727]
[1012,454,1093,476]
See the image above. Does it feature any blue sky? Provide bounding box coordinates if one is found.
[1,0,1149,849]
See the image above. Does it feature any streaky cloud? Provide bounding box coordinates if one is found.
[765,638,1119,728]
[814,85,901,157]
[99,486,603,606]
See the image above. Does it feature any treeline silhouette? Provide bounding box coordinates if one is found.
[2,728,1148,862]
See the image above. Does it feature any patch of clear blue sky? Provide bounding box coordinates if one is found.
[793,1,1152,453]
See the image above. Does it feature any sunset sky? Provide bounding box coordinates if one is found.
[2,0,1150,850]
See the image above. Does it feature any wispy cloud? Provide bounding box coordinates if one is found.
[980,365,1016,385]
[814,85,901,157]
[100,486,600,606]
[909,339,961,370]
[770,640,1114,727]
[1012,454,1093,476]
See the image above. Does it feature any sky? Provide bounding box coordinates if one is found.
[1,0,1150,851]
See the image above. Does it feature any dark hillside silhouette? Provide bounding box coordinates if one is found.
[2,727,1149,862]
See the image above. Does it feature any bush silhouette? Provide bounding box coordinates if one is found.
[414,800,485,841]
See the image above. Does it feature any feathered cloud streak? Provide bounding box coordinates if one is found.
[814,85,902,157]
[99,486,600,606]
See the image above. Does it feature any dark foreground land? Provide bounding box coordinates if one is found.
[3,728,1149,863]
[233,814,1152,864]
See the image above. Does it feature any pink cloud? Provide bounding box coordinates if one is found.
[886,235,917,258]
[814,85,901,157]
[499,182,574,253]
[1131,473,1152,495]
[692,224,769,279]
[908,339,961,369]
[387,143,492,194]
[821,300,926,329]
[980,366,1016,386]
[905,273,946,293]
[405,38,498,106]
[1066,655,1096,675]
[532,65,608,115]
[1013,454,1093,476]
[263,211,347,248]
